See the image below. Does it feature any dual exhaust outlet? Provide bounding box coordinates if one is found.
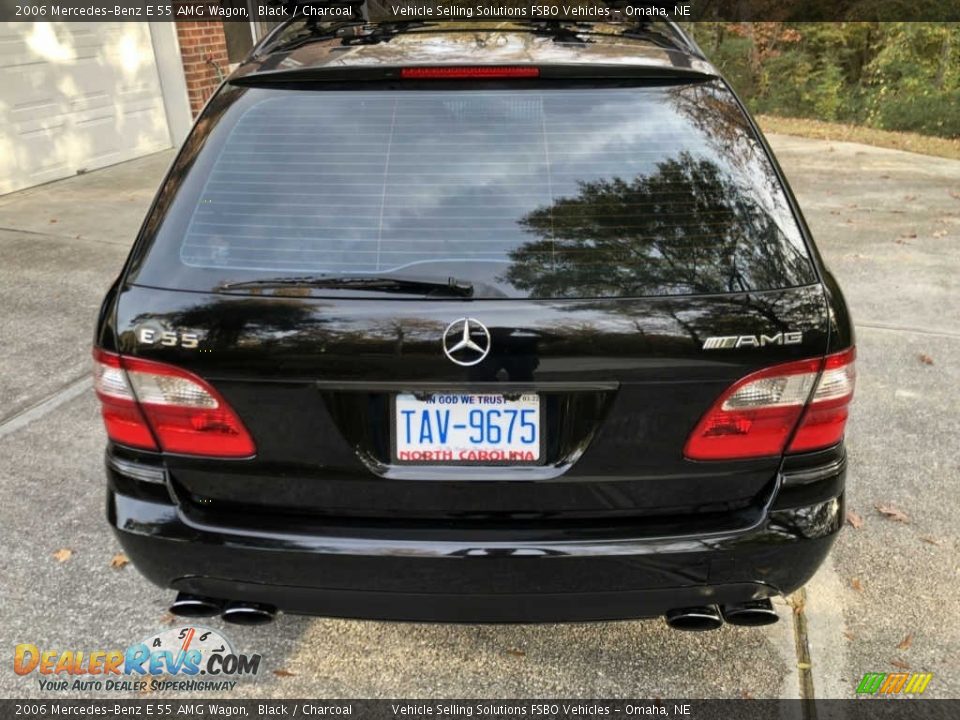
[665,599,779,631]
[169,593,276,625]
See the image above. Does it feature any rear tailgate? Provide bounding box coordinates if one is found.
[111,283,828,522]
[111,77,828,526]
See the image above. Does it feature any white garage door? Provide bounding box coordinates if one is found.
[0,22,173,195]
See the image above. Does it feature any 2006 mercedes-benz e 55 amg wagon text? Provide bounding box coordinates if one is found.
[94,16,855,629]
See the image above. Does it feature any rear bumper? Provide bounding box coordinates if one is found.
[109,487,843,623]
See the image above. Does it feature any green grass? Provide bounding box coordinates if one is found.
[757,115,960,162]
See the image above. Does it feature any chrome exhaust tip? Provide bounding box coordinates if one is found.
[664,605,723,631]
[169,593,223,619]
[221,602,277,626]
[720,599,780,627]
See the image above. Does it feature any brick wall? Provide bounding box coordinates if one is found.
[175,21,230,116]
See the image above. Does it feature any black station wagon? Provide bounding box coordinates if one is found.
[94,11,855,629]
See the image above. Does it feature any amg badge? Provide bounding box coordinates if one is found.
[702,332,803,350]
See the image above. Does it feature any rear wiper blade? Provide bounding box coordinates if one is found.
[216,275,474,298]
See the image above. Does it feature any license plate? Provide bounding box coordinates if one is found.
[393,393,542,465]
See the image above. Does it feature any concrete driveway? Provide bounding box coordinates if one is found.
[1,136,957,700]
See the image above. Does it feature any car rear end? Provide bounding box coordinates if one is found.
[94,22,854,628]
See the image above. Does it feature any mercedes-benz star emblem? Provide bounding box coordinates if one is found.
[442,318,491,367]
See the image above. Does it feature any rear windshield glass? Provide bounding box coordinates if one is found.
[133,83,816,298]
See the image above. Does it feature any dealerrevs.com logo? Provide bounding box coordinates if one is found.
[14,626,261,692]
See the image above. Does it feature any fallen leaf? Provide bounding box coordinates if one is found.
[741,690,754,699]
[891,659,910,670]
[52,548,73,563]
[843,631,855,641]
[851,578,864,592]
[49,218,58,224]
[159,612,177,625]
[110,552,130,569]
[506,648,526,657]
[876,503,910,523]
[273,669,296,677]
[846,510,864,529]
[918,354,934,366]
[920,536,942,546]
[897,634,913,650]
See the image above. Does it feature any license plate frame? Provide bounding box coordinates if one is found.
[390,392,546,466]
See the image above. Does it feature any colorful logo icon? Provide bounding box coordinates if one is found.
[856,672,933,696]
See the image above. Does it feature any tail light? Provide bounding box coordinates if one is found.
[93,351,157,450]
[400,66,540,80]
[684,348,856,461]
[93,349,255,458]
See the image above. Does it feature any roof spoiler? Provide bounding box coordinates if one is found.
[231,62,716,86]
[255,2,706,60]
